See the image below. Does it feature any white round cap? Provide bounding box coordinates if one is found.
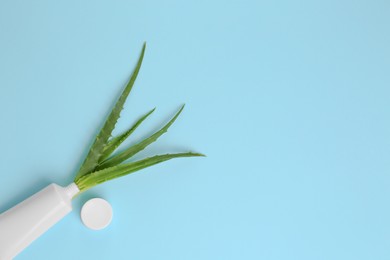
[81,198,113,230]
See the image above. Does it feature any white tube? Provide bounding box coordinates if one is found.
[0,183,79,260]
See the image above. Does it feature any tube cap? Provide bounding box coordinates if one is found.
[81,198,113,230]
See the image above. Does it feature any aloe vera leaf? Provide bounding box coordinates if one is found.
[76,152,205,191]
[99,108,155,162]
[75,43,146,181]
[96,105,185,171]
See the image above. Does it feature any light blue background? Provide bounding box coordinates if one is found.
[0,0,390,259]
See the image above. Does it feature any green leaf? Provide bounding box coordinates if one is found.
[99,108,155,162]
[75,152,205,191]
[96,105,185,170]
[75,43,146,181]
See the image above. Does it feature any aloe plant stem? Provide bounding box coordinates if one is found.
[75,43,146,180]
[73,43,204,193]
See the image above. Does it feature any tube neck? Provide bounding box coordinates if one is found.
[64,183,80,199]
